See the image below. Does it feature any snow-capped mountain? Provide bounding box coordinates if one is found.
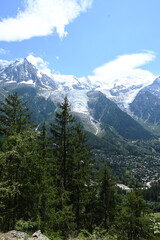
[89,77,154,112]
[0,57,156,139]
[130,77,160,129]
[0,57,154,114]
[0,58,97,132]
[0,58,57,90]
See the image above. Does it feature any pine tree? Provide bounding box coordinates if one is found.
[116,189,153,240]
[0,129,40,231]
[50,97,75,189]
[36,122,54,231]
[0,92,31,136]
[49,97,95,236]
[0,93,37,231]
[71,124,94,231]
[50,97,76,237]
[99,164,116,230]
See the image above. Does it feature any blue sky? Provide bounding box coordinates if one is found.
[0,0,160,83]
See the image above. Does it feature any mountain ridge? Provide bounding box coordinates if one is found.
[0,57,157,145]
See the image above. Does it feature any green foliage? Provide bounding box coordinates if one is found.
[98,164,116,229]
[153,222,160,236]
[11,86,56,125]
[0,94,157,239]
[0,93,44,231]
[15,219,37,232]
[0,129,40,231]
[116,189,153,240]
[78,227,117,240]
[144,180,160,203]
[44,232,62,240]
[50,96,76,189]
[49,97,96,235]
[0,92,31,136]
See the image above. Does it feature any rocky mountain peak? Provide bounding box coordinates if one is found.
[0,58,58,90]
[0,56,156,140]
[0,58,38,84]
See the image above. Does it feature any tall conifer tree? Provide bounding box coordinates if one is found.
[49,97,95,236]
[0,92,31,136]
[71,124,94,231]
[50,97,76,237]
[0,93,37,231]
[99,164,116,229]
[50,97,75,190]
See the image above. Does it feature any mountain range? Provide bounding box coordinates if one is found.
[0,57,160,154]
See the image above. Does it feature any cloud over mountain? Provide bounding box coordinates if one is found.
[90,52,156,86]
[26,54,53,75]
[0,0,93,41]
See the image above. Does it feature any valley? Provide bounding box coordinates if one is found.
[0,56,160,188]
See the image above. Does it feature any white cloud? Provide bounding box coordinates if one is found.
[0,59,12,67]
[0,0,93,41]
[0,48,8,55]
[89,52,156,87]
[27,54,52,75]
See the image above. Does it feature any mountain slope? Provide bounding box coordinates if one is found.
[88,91,153,140]
[130,77,160,131]
[0,57,154,143]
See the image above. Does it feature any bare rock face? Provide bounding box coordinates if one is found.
[0,230,28,240]
[31,231,50,240]
[0,230,50,240]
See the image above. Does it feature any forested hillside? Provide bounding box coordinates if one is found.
[0,93,160,240]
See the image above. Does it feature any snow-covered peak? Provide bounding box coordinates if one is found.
[25,55,92,90]
[0,56,157,115]
[88,73,154,92]
[0,57,56,90]
[50,74,92,91]
[88,74,155,111]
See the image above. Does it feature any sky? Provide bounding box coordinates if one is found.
[0,0,160,84]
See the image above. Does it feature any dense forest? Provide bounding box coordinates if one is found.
[0,93,160,240]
